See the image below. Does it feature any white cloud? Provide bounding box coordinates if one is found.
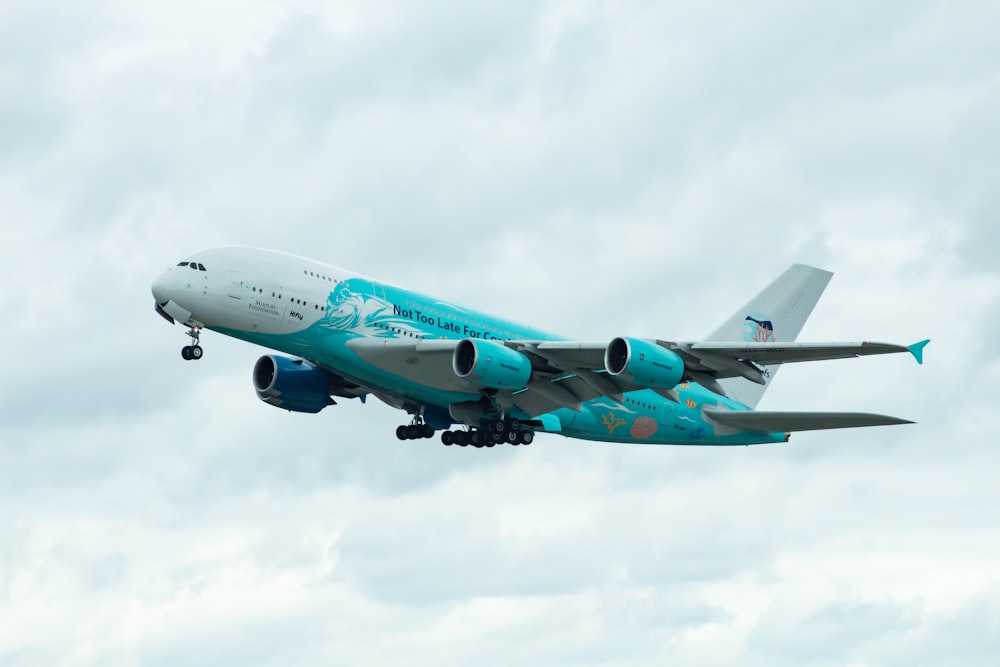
[1,1,999,665]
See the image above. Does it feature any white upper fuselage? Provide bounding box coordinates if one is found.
[152,247,358,336]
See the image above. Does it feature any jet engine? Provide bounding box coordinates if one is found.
[604,337,684,390]
[253,355,334,413]
[453,339,532,390]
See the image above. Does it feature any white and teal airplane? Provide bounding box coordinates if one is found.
[151,248,928,448]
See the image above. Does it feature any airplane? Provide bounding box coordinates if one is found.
[151,248,928,448]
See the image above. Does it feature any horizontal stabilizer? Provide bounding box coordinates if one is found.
[704,409,914,433]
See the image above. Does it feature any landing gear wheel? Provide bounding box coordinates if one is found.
[190,345,203,360]
[441,431,454,446]
[181,346,192,360]
[506,430,519,444]
[455,431,469,446]
[396,425,408,440]
[520,430,534,445]
[422,424,434,439]
[406,424,421,440]
[509,418,521,432]
[471,431,483,448]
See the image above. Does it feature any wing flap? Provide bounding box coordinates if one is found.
[704,409,914,433]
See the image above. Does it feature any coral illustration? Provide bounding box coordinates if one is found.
[743,314,776,343]
[602,413,627,434]
[630,417,658,439]
[752,325,776,342]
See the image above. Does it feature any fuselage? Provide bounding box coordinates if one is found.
[151,247,786,446]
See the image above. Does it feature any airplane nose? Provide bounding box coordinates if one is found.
[151,272,167,304]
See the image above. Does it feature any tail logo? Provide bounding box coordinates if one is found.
[743,313,775,343]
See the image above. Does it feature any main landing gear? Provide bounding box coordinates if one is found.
[439,418,535,448]
[180,326,203,361]
[395,416,535,448]
[396,420,435,440]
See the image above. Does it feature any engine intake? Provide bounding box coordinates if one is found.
[253,355,334,413]
[605,337,684,390]
[453,339,531,390]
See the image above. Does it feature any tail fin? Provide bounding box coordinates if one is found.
[707,264,833,408]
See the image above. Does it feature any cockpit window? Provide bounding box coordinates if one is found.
[197,263,206,271]
[189,263,198,270]
[178,261,189,267]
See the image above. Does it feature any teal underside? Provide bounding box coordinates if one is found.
[217,279,786,446]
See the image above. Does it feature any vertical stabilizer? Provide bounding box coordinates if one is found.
[707,264,833,408]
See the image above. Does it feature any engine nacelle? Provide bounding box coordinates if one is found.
[604,337,684,390]
[453,338,532,390]
[253,355,334,413]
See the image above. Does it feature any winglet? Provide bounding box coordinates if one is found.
[908,339,930,365]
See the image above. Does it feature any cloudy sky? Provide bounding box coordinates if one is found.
[2,1,999,665]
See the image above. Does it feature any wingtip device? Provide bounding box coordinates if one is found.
[908,339,930,365]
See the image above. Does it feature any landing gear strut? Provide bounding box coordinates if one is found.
[181,326,203,361]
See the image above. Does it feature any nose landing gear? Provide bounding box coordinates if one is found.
[180,326,203,361]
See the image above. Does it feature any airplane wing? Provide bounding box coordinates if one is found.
[345,337,927,418]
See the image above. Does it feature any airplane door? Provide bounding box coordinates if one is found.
[228,271,247,299]
[657,400,674,424]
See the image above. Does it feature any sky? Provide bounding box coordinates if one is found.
[1,1,999,665]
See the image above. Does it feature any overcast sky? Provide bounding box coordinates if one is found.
[2,1,999,665]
